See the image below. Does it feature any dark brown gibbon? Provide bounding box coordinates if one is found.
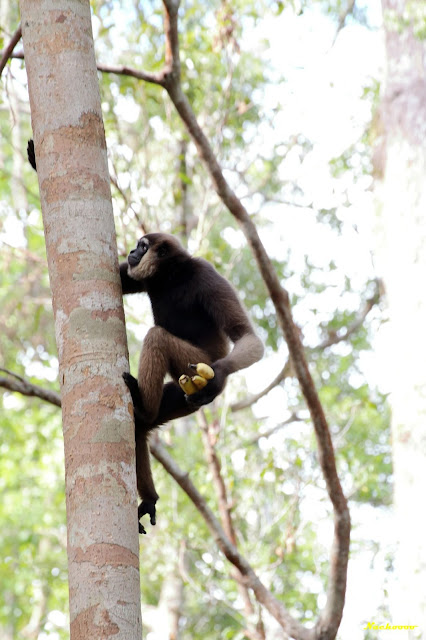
[26,141,264,534]
[120,233,264,533]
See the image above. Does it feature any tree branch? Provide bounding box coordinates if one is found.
[314,282,381,351]
[233,282,381,413]
[330,0,356,49]
[109,169,149,235]
[0,24,22,76]
[246,413,302,446]
[2,53,167,86]
[230,359,292,412]
[0,368,61,407]
[199,411,264,639]
[95,62,165,86]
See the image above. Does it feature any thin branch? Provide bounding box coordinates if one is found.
[246,413,302,446]
[199,411,239,544]
[231,359,292,412]
[198,411,264,639]
[2,241,47,264]
[0,24,22,76]
[3,53,166,85]
[0,368,61,407]
[95,62,165,86]
[314,283,381,351]
[233,283,381,413]
[109,171,149,235]
[163,0,181,74]
[330,0,356,49]
[5,50,24,61]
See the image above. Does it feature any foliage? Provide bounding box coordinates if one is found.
[0,0,390,637]
[0,398,67,639]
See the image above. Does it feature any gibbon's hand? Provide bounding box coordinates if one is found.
[184,362,227,409]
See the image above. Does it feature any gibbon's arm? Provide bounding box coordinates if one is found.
[27,142,144,300]
[119,261,147,295]
[187,261,264,407]
[215,288,264,376]
[199,260,263,371]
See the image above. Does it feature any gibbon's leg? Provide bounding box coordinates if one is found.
[137,326,211,424]
[122,372,159,533]
[124,328,211,533]
[129,382,200,534]
[135,429,159,534]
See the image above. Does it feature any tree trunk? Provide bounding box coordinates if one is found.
[377,0,426,631]
[20,2,142,638]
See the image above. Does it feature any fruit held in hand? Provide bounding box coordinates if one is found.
[179,363,215,395]
[179,375,198,395]
[189,363,215,380]
[191,375,208,390]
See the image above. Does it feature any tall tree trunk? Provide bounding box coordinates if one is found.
[377,0,426,631]
[20,2,142,639]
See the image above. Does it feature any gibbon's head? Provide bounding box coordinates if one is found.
[127,233,190,280]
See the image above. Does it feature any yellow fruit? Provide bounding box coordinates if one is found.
[179,374,198,395]
[191,375,208,390]
[189,362,215,380]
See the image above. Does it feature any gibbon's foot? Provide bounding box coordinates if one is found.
[184,388,216,409]
[122,371,140,403]
[122,371,150,426]
[138,499,157,535]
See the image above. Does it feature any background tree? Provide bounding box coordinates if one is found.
[374,0,426,634]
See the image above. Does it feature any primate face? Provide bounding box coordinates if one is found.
[127,233,185,280]
[127,237,156,279]
[128,238,149,267]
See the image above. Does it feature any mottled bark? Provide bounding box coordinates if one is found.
[19,2,141,639]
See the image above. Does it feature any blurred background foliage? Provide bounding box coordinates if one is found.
[0,0,390,638]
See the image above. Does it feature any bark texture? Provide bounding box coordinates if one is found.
[20,2,142,639]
